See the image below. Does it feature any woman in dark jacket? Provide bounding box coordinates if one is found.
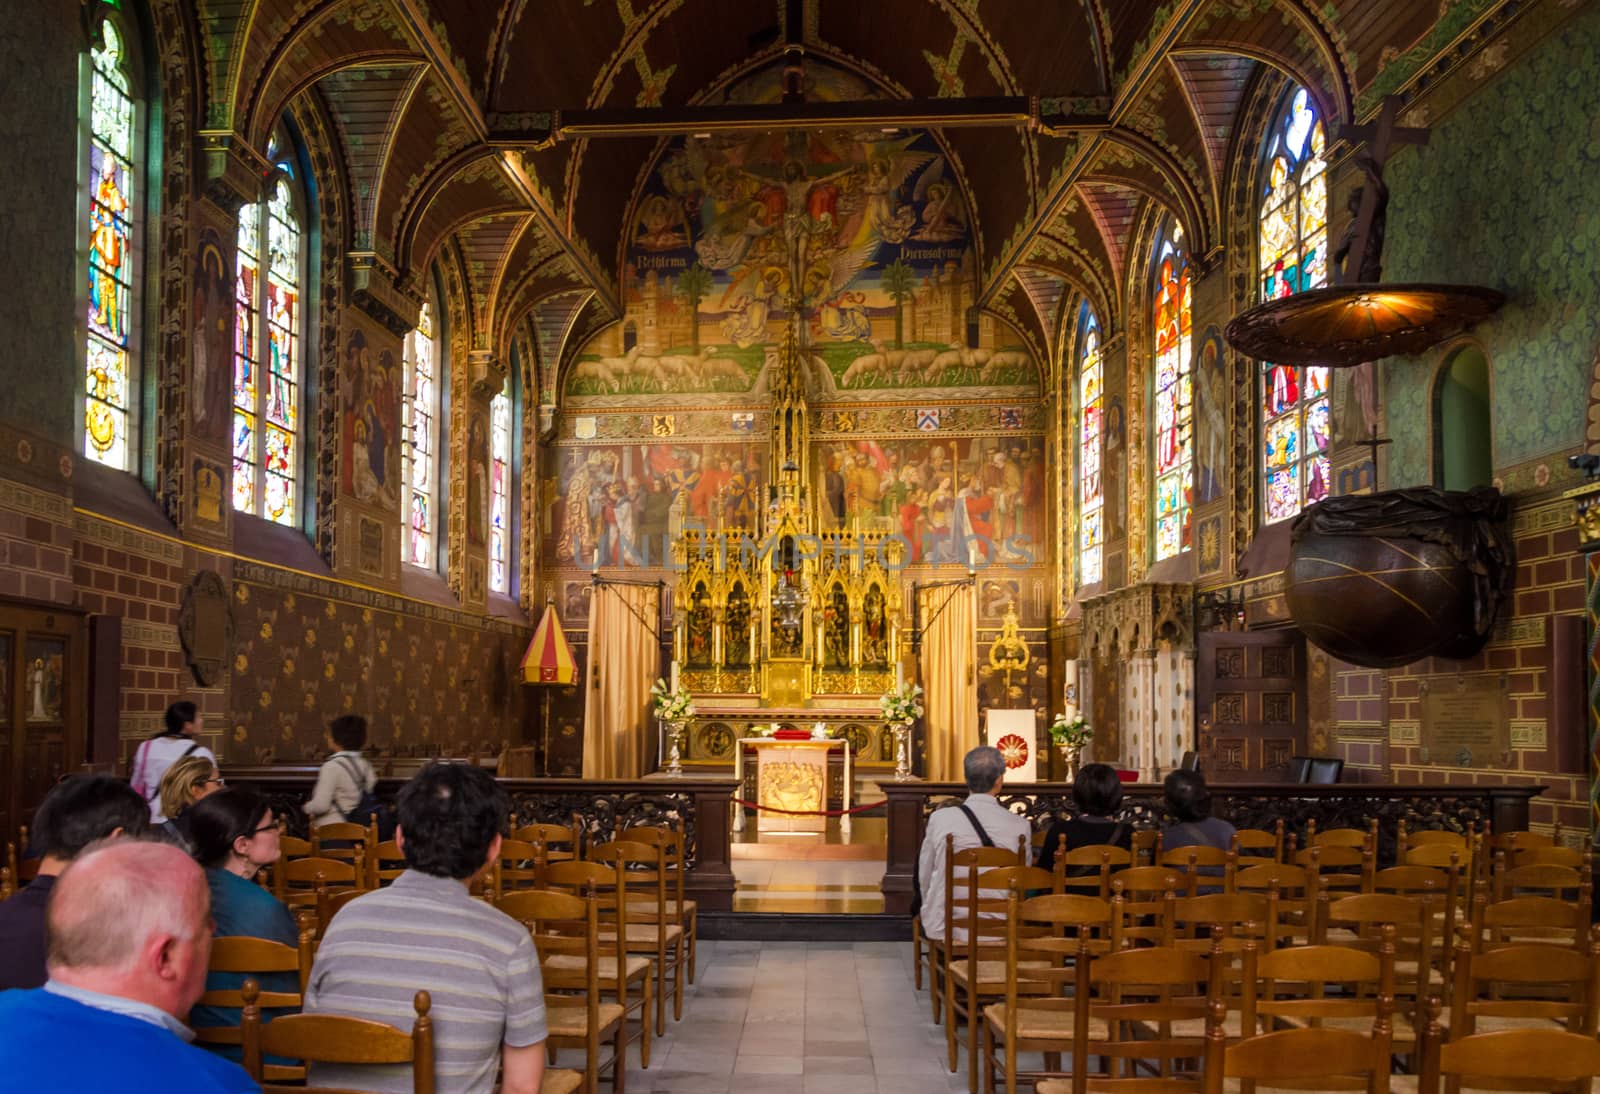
[1036,763,1133,873]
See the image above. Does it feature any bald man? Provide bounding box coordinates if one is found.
[0,840,256,1093]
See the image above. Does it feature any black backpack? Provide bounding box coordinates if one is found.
[337,756,394,839]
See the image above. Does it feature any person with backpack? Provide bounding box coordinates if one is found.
[915,745,1031,944]
[130,701,217,822]
[304,714,379,830]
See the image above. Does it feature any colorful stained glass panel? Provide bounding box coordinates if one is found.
[1077,311,1104,584]
[1153,228,1192,561]
[489,377,512,592]
[404,301,439,568]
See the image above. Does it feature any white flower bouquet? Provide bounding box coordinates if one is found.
[880,682,925,727]
[1048,712,1092,750]
[650,678,696,722]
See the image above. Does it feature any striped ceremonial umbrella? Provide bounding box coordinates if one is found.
[522,599,578,774]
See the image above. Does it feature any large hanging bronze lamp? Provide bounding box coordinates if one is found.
[1225,282,1504,368]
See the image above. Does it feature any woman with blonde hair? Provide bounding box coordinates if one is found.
[154,754,224,853]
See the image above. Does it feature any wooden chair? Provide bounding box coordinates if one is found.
[310,821,374,867]
[1230,862,1318,944]
[1232,821,1285,864]
[1494,862,1589,904]
[930,841,1021,1026]
[366,839,405,889]
[1463,893,1589,953]
[6,833,40,886]
[273,853,364,911]
[1371,864,1459,984]
[1071,944,1216,1090]
[503,888,627,1093]
[543,861,654,1068]
[1160,845,1236,897]
[591,839,686,1038]
[1052,844,1132,900]
[313,886,365,942]
[1417,999,1600,1094]
[1108,867,1183,948]
[241,979,434,1094]
[1309,819,1377,849]
[1319,893,1437,1046]
[1397,820,1473,862]
[1131,828,1163,866]
[511,819,582,867]
[1243,933,1396,1044]
[491,837,542,900]
[947,865,1057,1093]
[0,866,11,901]
[541,1071,585,1094]
[277,833,313,862]
[1202,1000,1395,1094]
[1448,930,1600,1041]
[193,936,314,1082]
[1296,843,1372,895]
[618,824,698,985]
[1512,845,1589,870]
[980,891,1113,1094]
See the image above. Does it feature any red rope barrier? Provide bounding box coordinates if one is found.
[731,797,886,818]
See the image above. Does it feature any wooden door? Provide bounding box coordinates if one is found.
[0,601,87,843]
[1195,629,1307,783]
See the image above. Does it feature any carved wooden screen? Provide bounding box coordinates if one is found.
[0,601,88,843]
[1195,629,1306,782]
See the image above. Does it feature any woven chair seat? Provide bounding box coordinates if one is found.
[545,1002,627,1038]
[982,1003,1110,1042]
[949,959,1053,991]
[544,953,652,982]
[1161,1010,1248,1040]
[598,922,685,947]
[541,1069,583,1094]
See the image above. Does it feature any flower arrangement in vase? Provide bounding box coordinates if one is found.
[880,683,924,780]
[650,679,696,775]
[1048,712,1092,779]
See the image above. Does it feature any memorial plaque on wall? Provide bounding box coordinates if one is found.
[1418,674,1511,768]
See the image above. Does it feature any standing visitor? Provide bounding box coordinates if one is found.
[131,701,217,822]
[303,715,378,829]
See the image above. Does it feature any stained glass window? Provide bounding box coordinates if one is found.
[1258,86,1330,523]
[403,299,438,567]
[489,374,512,593]
[233,132,304,526]
[1077,306,1104,586]
[84,18,139,469]
[1153,220,1192,562]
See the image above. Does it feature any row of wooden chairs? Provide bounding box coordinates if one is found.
[978,884,1600,1094]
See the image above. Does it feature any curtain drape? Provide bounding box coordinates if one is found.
[583,582,660,778]
[919,582,978,782]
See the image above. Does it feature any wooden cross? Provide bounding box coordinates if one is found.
[1360,424,1392,471]
[1333,95,1430,286]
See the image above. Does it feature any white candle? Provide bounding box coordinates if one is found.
[671,660,680,692]
[895,659,904,689]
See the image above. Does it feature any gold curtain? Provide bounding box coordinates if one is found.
[919,582,978,782]
[583,582,660,778]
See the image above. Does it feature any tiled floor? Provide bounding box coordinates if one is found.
[589,939,972,1093]
[731,859,887,913]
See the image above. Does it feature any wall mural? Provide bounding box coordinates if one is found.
[339,326,400,509]
[543,440,766,568]
[191,228,231,442]
[566,61,1039,405]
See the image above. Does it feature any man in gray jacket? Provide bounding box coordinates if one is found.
[916,745,1031,942]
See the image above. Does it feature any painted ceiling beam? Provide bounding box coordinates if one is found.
[976,0,1213,311]
[485,97,1111,144]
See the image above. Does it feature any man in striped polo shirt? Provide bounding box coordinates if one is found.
[305,762,547,1093]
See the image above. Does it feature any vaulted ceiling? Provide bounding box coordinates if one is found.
[199,0,1513,390]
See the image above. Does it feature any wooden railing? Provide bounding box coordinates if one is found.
[877,780,1547,915]
[223,767,740,912]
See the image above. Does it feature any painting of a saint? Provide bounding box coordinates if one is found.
[686,583,713,667]
[340,329,399,509]
[24,643,64,723]
[1194,330,1229,504]
[725,584,752,668]
[192,231,231,440]
[823,584,850,669]
[468,415,488,546]
[862,585,888,667]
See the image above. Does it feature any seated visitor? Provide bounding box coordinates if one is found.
[1162,769,1237,851]
[130,700,217,822]
[186,787,300,1057]
[305,761,547,1094]
[0,774,149,991]
[153,754,223,854]
[0,840,256,1093]
[1035,762,1132,873]
[916,745,1031,943]
[304,713,378,829]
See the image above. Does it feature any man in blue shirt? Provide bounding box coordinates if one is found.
[0,839,257,1093]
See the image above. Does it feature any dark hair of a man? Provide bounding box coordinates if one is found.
[328,714,369,752]
[1072,763,1124,817]
[188,788,273,870]
[396,762,509,880]
[162,700,198,737]
[1164,769,1212,823]
[31,775,150,860]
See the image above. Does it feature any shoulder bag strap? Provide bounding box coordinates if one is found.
[954,803,996,848]
[180,741,201,760]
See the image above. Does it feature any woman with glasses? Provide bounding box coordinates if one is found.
[186,788,299,1059]
[153,755,224,853]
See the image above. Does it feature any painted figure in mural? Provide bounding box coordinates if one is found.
[861,153,922,245]
[89,153,128,340]
[633,194,689,251]
[912,170,967,243]
[26,656,60,723]
[1195,336,1228,504]
[720,270,780,348]
[686,584,713,667]
[340,331,398,509]
[823,586,850,669]
[726,586,751,668]
[192,234,231,440]
[816,291,872,341]
[468,416,488,547]
[862,587,888,666]
[844,451,883,522]
[823,453,846,527]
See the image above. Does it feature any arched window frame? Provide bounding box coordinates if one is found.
[489,361,515,594]
[232,123,308,526]
[1076,303,1104,586]
[1257,85,1331,523]
[403,281,443,570]
[82,11,148,471]
[1152,218,1193,562]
